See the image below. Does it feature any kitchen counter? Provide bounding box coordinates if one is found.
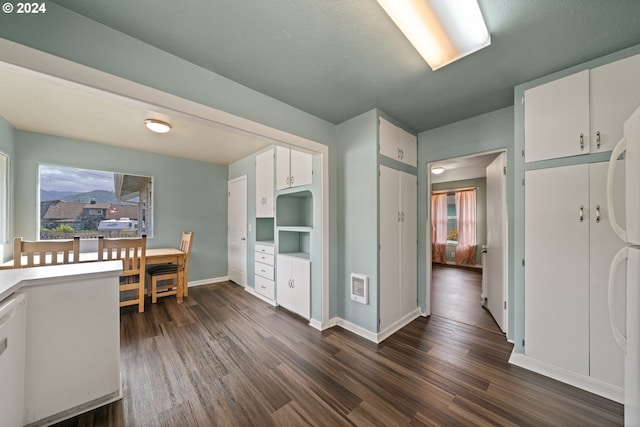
[0,260,122,302]
[0,261,123,426]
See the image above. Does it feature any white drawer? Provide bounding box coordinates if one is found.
[255,262,274,280]
[255,275,275,300]
[255,252,274,266]
[255,244,275,255]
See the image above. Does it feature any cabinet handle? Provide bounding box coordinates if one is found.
[579,205,584,222]
[596,205,601,223]
[579,133,584,151]
[596,131,601,149]
[290,175,294,185]
[291,279,295,288]
[285,176,290,185]
[401,212,405,222]
[398,211,401,222]
[400,149,404,159]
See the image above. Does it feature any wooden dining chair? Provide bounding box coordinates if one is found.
[13,236,80,268]
[98,234,147,313]
[146,231,194,303]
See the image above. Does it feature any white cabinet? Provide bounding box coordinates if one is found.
[256,149,274,218]
[276,146,312,190]
[524,54,640,162]
[276,254,310,319]
[524,162,625,386]
[379,165,417,330]
[255,243,275,300]
[379,117,417,167]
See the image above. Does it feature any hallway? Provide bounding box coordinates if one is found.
[431,263,502,334]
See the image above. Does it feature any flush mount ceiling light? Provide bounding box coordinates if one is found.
[376,0,491,70]
[431,166,445,175]
[144,119,172,134]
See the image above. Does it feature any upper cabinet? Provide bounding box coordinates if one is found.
[379,117,417,167]
[525,54,640,162]
[276,146,313,190]
[256,148,274,218]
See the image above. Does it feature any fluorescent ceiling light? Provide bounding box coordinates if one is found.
[376,0,491,70]
[431,166,445,174]
[145,119,172,134]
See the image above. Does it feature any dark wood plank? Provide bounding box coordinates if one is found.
[53,281,623,427]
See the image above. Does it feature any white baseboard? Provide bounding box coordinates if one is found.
[243,286,276,306]
[377,309,421,343]
[331,317,379,343]
[509,351,623,403]
[187,276,229,287]
[308,318,323,331]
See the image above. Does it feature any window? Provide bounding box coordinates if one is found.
[38,165,153,239]
[446,192,457,242]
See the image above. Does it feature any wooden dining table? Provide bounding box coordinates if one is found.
[1,247,188,303]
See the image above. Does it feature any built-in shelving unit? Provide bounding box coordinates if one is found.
[276,190,313,258]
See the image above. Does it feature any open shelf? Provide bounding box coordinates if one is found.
[256,217,274,243]
[278,230,310,257]
[276,190,313,228]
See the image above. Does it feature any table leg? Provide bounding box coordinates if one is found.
[177,264,184,304]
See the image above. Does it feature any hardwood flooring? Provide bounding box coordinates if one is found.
[55,281,623,426]
[431,263,502,334]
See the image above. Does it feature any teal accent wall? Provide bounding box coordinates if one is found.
[417,107,514,337]
[336,109,379,332]
[13,130,229,282]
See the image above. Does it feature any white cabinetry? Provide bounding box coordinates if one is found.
[256,149,275,218]
[276,146,312,190]
[379,165,417,331]
[276,254,310,319]
[379,117,417,167]
[255,243,275,300]
[524,162,625,386]
[525,54,640,162]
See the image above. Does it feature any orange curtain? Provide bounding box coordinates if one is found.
[431,193,447,263]
[455,189,476,265]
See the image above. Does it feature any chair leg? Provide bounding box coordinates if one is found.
[151,276,158,304]
[138,279,145,313]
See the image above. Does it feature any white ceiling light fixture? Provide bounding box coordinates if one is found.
[431,166,445,174]
[376,0,491,70]
[145,118,172,134]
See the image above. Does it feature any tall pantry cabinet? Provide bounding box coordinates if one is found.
[522,52,639,392]
[379,165,417,331]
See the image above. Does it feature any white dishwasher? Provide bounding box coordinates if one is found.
[0,292,27,427]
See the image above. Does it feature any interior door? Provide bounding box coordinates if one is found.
[485,152,507,332]
[228,176,247,286]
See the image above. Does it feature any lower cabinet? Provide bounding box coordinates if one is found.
[255,243,275,300]
[276,255,310,319]
[524,161,625,387]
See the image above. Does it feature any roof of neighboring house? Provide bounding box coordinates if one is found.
[44,201,139,221]
[105,204,138,220]
[43,202,85,220]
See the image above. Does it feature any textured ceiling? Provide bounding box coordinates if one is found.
[49,0,640,132]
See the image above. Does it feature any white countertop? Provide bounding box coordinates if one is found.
[0,261,123,302]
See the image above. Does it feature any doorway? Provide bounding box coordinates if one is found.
[427,150,507,334]
[228,176,247,286]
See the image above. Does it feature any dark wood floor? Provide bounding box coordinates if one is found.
[431,263,502,334]
[55,281,623,426]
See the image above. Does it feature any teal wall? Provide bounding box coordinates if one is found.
[418,107,514,338]
[336,110,379,332]
[13,130,229,282]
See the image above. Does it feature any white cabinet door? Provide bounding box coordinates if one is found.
[276,255,310,319]
[379,166,417,330]
[379,165,401,330]
[276,146,291,191]
[524,164,590,375]
[588,161,626,387]
[524,70,590,162]
[290,149,312,188]
[400,171,417,315]
[379,117,417,167]
[256,149,274,218]
[275,147,312,190]
[590,54,640,153]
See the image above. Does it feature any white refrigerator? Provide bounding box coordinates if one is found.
[607,105,640,426]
